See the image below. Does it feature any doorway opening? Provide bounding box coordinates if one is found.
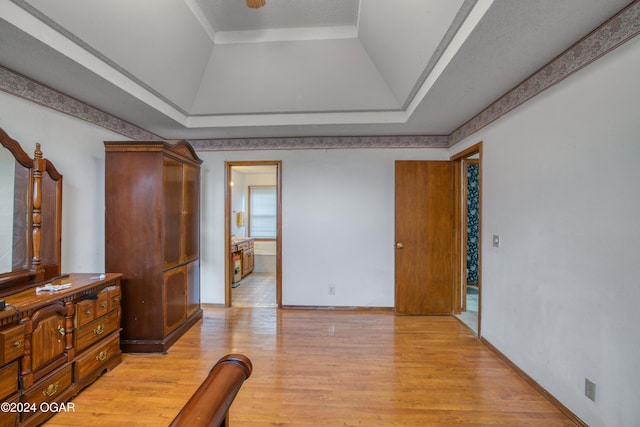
[451,143,482,335]
[225,161,282,308]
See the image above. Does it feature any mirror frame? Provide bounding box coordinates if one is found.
[0,127,62,294]
[40,152,63,280]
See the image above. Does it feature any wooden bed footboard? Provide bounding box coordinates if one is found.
[170,354,253,427]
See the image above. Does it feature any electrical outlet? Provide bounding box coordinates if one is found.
[585,378,596,402]
[328,284,336,295]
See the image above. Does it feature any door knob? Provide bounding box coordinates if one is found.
[395,242,404,249]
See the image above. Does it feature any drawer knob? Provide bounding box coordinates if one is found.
[96,350,108,361]
[94,324,105,335]
[13,340,21,348]
[85,310,92,315]
[57,326,65,337]
[100,303,107,308]
[42,382,59,397]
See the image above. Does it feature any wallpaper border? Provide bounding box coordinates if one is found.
[0,65,161,141]
[448,0,640,145]
[189,135,450,151]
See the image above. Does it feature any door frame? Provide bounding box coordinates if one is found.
[450,142,482,336]
[224,161,282,308]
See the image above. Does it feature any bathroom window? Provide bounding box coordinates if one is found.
[248,186,276,238]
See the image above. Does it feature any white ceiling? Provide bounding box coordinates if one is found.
[199,0,360,32]
[0,0,633,141]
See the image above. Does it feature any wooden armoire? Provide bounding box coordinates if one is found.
[104,140,202,353]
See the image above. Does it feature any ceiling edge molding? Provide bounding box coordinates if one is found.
[190,135,450,151]
[449,0,640,147]
[0,65,162,141]
[404,0,493,121]
[214,26,358,44]
[401,0,478,110]
[9,0,191,117]
[184,0,217,42]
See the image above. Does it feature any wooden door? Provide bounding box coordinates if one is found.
[395,161,455,314]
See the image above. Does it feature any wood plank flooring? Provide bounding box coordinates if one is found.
[45,307,574,426]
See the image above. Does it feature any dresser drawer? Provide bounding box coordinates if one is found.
[105,284,121,312]
[95,290,110,318]
[74,332,121,384]
[0,360,19,401]
[75,309,121,353]
[0,393,18,427]
[237,240,252,251]
[76,299,95,327]
[21,364,73,421]
[76,284,121,328]
[0,323,25,365]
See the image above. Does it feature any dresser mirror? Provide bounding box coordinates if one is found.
[0,127,62,294]
[0,146,19,273]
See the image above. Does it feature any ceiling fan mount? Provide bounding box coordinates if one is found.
[246,0,266,8]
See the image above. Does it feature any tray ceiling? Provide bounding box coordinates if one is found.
[0,0,633,140]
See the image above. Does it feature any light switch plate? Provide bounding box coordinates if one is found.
[585,378,596,402]
[492,235,500,248]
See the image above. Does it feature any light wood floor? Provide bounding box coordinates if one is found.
[45,307,574,426]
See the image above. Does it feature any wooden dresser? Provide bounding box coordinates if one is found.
[0,128,122,426]
[0,274,122,427]
[104,140,203,353]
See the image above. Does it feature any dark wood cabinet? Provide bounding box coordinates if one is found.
[105,140,203,353]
